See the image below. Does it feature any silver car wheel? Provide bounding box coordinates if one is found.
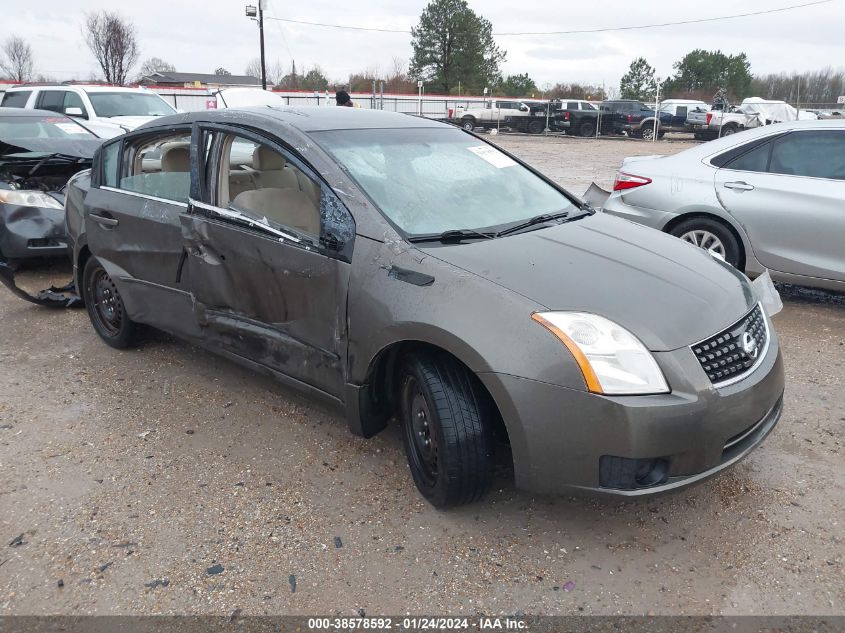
[680,230,726,261]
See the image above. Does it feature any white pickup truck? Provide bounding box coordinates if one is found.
[687,98,817,140]
[454,99,536,132]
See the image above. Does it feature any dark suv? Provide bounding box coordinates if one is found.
[599,99,672,139]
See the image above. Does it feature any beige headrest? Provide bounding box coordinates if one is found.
[161,145,191,172]
[253,145,285,170]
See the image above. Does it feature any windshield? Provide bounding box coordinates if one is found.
[88,92,176,117]
[0,114,95,143]
[314,127,577,236]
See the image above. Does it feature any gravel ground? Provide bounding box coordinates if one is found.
[0,136,843,617]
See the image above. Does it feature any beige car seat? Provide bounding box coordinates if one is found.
[232,187,320,236]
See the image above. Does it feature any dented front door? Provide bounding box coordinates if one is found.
[179,210,350,399]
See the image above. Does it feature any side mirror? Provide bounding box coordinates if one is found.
[520,104,529,112]
[65,107,86,119]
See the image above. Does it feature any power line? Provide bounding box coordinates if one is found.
[262,0,836,36]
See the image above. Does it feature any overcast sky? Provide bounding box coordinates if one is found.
[6,0,845,92]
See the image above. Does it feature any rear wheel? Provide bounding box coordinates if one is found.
[670,217,742,269]
[641,125,659,141]
[399,350,495,507]
[527,119,544,134]
[578,121,595,137]
[721,124,738,137]
[461,117,476,132]
[82,256,137,348]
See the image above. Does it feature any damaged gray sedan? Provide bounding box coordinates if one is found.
[0,108,101,263]
[65,107,784,506]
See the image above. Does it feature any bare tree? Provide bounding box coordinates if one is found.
[0,36,35,82]
[139,57,175,78]
[82,11,139,85]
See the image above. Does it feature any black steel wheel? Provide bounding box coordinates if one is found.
[399,350,495,507]
[527,119,544,134]
[82,256,137,348]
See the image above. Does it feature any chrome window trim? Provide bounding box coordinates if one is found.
[188,198,303,244]
[100,185,188,208]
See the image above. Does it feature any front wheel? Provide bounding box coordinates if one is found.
[670,218,742,269]
[399,351,495,507]
[82,256,138,348]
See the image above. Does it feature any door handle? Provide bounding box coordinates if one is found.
[723,181,755,191]
[89,213,119,227]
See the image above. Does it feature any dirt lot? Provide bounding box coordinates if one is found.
[1,136,843,617]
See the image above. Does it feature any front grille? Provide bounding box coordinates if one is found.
[692,303,769,387]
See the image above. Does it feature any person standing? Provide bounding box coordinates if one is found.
[336,90,353,107]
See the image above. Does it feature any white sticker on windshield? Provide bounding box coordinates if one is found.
[55,123,88,134]
[466,145,517,168]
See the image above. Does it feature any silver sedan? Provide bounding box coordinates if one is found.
[602,120,845,292]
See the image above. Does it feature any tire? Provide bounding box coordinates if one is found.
[461,117,476,132]
[527,119,544,134]
[82,256,137,349]
[398,350,495,507]
[640,125,658,141]
[721,125,738,137]
[669,217,742,269]
[578,121,595,137]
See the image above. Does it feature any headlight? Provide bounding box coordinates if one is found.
[531,312,669,395]
[0,189,63,209]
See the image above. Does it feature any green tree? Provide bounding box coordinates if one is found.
[665,50,752,100]
[300,67,329,91]
[619,57,656,100]
[495,73,537,96]
[410,0,506,94]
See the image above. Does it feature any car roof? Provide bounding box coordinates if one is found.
[145,106,448,133]
[0,106,73,118]
[6,84,157,94]
[676,119,845,161]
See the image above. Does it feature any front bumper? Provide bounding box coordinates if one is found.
[0,203,69,260]
[478,325,784,496]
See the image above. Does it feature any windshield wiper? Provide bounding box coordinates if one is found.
[495,211,570,237]
[407,228,497,243]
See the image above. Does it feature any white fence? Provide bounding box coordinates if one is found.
[0,82,494,118]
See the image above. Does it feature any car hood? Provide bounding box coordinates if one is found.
[106,115,160,130]
[0,137,102,159]
[419,213,755,351]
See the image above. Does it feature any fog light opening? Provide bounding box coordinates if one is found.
[599,455,670,490]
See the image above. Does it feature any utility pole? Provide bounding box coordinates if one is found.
[245,3,267,90]
[258,0,267,90]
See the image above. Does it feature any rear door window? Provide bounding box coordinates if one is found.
[36,90,66,113]
[566,102,579,110]
[724,141,772,173]
[769,131,845,180]
[1,90,31,108]
[118,131,192,203]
